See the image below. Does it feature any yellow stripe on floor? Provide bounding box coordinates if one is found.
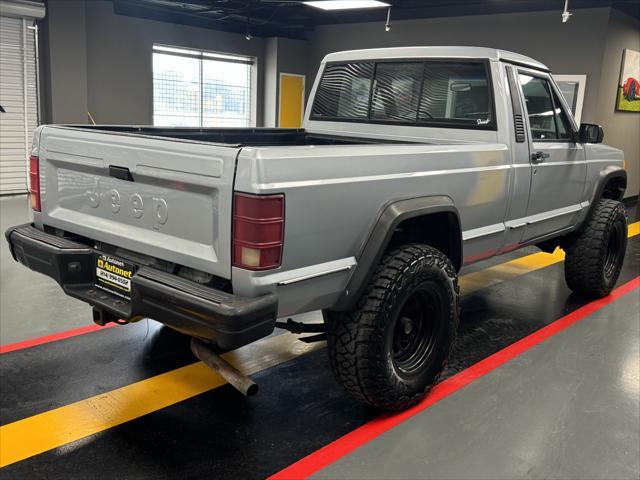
[461,220,639,295]
[460,249,565,294]
[1,221,638,468]
[0,334,323,467]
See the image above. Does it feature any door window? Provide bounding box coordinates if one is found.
[550,89,574,140]
[519,73,574,140]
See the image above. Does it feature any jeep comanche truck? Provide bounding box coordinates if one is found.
[6,47,628,410]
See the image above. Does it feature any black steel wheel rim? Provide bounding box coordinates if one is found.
[391,282,442,377]
[604,223,623,279]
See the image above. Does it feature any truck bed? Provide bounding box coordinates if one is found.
[31,125,409,287]
[60,126,399,147]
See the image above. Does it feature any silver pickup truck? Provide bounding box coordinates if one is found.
[6,47,628,410]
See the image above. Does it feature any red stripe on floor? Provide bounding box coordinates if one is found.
[0,323,116,355]
[270,276,640,480]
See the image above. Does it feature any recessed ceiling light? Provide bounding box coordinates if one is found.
[303,1,390,11]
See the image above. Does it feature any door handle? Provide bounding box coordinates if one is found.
[531,151,550,164]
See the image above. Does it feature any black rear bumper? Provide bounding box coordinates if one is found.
[5,224,277,350]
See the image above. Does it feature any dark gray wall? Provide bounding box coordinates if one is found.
[596,9,640,197]
[304,7,639,197]
[40,3,638,197]
[305,8,610,122]
[263,37,308,127]
[43,0,266,125]
[45,0,87,124]
[263,37,278,128]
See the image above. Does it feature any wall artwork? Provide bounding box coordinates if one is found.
[616,48,640,112]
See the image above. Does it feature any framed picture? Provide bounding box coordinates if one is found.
[553,74,587,123]
[616,48,640,112]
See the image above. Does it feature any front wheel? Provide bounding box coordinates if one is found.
[564,199,628,298]
[325,244,459,411]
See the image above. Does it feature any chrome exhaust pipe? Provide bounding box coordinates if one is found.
[190,337,258,396]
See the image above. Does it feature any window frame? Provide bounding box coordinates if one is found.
[515,67,578,143]
[548,85,575,141]
[552,74,586,124]
[309,58,498,131]
[152,44,257,128]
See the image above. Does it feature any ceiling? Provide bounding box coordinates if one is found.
[112,0,640,39]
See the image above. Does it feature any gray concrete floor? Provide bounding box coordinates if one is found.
[0,195,90,344]
[313,291,640,480]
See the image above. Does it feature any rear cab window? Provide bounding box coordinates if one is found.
[311,60,495,130]
[310,62,374,120]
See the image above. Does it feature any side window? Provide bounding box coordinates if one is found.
[550,89,574,140]
[418,62,493,127]
[519,74,557,140]
[519,73,574,140]
[311,62,374,120]
[371,62,423,122]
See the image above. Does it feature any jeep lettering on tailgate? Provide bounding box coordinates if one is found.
[86,181,168,228]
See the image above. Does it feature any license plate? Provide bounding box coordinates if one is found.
[95,254,136,299]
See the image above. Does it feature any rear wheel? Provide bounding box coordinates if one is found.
[564,199,627,298]
[325,244,459,411]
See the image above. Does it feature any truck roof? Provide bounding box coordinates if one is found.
[323,46,549,72]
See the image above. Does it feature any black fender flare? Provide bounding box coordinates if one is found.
[586,167,627,216]
[332,195,462,311]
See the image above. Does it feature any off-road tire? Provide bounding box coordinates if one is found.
[564,199,627,298]
[325,244,459,411]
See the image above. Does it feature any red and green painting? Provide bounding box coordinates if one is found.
[617,48,640,112]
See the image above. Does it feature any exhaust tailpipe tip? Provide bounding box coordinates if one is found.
[190,337,258,397]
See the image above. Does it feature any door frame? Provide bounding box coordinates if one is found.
[278,72,306,128]
[514,66,586,242]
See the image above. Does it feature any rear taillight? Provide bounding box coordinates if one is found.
[29,155,41,211]
[233,193,284,270]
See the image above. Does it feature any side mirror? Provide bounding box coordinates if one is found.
[579,123,604,144]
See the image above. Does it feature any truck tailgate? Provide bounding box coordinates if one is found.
[37,126,238,279]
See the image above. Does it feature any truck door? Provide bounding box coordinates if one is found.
[516,68,586,242]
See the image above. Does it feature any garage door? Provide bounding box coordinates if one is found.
[0,15,38,194]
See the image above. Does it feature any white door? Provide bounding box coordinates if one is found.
[0,15,38,194]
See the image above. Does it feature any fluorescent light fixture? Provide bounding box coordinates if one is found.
[304,1,390,11]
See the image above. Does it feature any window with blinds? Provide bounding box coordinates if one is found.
[152,45,255,128]
[0,16,38,195]
[311,60,494,130]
